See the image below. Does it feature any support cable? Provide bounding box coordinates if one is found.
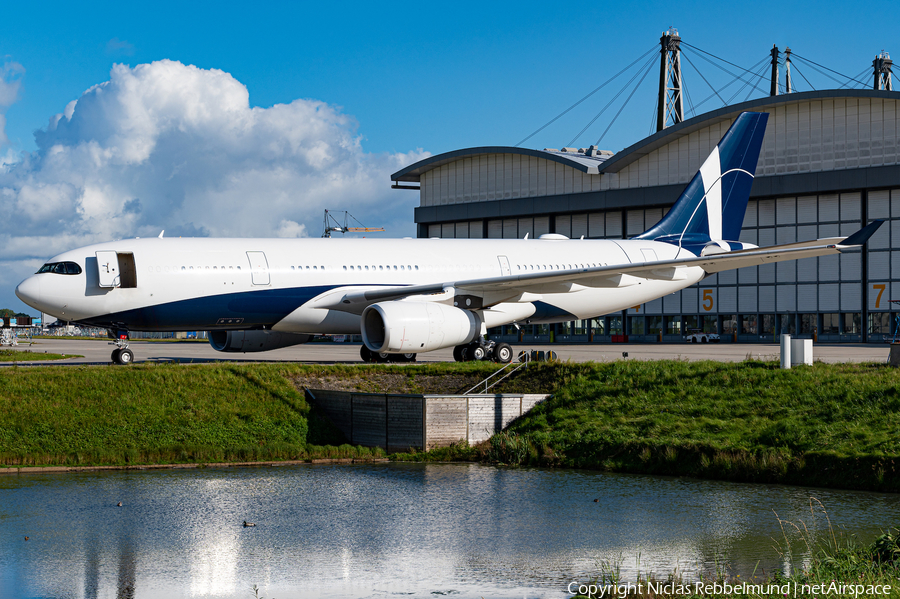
[681,41,772,79]
[790,61,816,91]
[683,47,770,97]
[690,56,769,113]
[683,78,696,119]
[595,55,658,146]
[567,52,658,147]
[515,44,657,147]
[743,61,772,102]
[649,95,659,136]
[839,66,870,89]
[680,49,727,108]
[722,58,770,105]
[790,52,869,88]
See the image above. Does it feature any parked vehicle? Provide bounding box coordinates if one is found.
[684,329,720,343]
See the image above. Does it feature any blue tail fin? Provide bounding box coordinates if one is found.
[633,111,768,247]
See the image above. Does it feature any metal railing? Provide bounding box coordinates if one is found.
[464,353,530,395]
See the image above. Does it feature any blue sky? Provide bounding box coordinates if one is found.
[0,0,893,312]
[2,0,886,156]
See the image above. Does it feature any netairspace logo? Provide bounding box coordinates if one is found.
[567,581,894,597]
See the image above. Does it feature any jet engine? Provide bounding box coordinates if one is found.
[209,330,311,353]
[361,301,479,353]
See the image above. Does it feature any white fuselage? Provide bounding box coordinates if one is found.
[16,236,705,333]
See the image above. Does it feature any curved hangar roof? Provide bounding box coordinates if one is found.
[392,146,613,182]
[393,89,900,205]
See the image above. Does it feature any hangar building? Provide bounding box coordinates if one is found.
[391,89,900,343]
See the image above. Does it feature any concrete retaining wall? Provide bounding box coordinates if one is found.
[306,390,549,452]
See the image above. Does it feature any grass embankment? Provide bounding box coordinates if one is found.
[400,360,900,492]
[0,349,81,362]
[3,359,900,491]
[0,362,504,467]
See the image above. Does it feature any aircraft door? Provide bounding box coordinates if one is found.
[247,251,270,285]
[96,251,120,288]
[497,255,511,276]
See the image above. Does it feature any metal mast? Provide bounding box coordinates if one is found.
[874,51,893,91]
[769,45,780,96]
[784,47,793,93]
[656,27,684,132]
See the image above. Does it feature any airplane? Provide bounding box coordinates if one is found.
[15,112,883,365]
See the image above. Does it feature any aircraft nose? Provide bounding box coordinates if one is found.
[15,276,42,310]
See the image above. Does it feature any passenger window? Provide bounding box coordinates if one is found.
[314,266,318,270]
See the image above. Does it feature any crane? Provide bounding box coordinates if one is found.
[322,210,386,238]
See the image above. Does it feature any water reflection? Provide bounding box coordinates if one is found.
[0,464,897,598]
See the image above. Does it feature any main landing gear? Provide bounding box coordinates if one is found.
[359,345,417,363]
[452,338,512,364]
[109,331,134,365]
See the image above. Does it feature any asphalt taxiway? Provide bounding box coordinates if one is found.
[0,338,891,366]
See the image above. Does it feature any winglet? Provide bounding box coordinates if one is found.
[840,220,884,247]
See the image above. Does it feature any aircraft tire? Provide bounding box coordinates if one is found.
[399,353,417,362]
[467,343,486,361]
[452,345,465,362]
[118,349,134,364]
[111,348,122,364]
[360,345,373,363]
[493,343,513,363]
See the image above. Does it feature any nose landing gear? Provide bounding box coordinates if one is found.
[108,330,134,365]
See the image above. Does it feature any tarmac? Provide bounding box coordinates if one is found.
[0,338,892,366]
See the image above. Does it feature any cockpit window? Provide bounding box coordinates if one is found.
[37,261,82,275]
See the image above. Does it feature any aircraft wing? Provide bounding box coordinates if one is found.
[323,220,883,312]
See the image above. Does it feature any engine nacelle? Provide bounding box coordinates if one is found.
[209,330,311,353]
[361,301,479,353]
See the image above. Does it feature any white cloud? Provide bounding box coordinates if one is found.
[0,59,25,145]
[0,59,429,309]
